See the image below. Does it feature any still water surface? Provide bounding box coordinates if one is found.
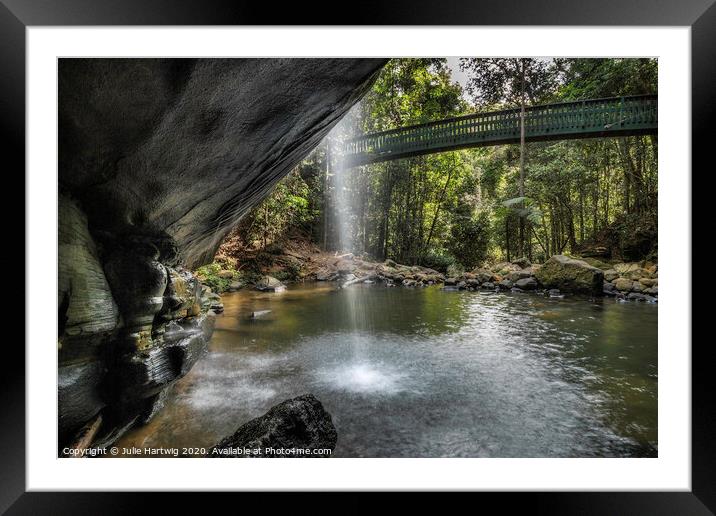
[116,283,657,457]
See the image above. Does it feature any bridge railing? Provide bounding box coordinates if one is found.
[342,95,657,165]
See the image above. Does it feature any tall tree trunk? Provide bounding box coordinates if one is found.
[505,216,511,262]
[422,165,455,256]
[619,138,632,214]
[579,186,585,244]
[518,58,527,258]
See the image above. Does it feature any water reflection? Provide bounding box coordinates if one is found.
[115,283,657,457]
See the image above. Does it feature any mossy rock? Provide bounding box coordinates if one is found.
[579,257,609,270]
[534,255,604,296]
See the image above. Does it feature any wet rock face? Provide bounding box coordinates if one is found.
[59,58,386,267]
[209,394,337,458]
[58,197,119,341]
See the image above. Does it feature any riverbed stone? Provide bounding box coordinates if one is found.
[534,255,604,296]
[209,394,337,458]
[498,279,513,290]
[256,275,286,292]
[614,277,635,292]
[604,269,619,282]
[512,257,531,269]
[472,268,494,283]
[639,277,657,287]
[514,277,538,290]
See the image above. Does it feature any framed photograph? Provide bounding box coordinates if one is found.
[7,0,711,511]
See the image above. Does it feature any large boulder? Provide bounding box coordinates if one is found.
[209,394,337,458]
[534,255,604,296]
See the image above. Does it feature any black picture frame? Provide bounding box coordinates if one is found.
[4,0,711,511]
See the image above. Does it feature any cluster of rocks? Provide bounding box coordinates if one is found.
[315,254,445,287]
[602,262,658,302]
[444,255,657,302]
[311,252,657,303]
[445,258,542,293]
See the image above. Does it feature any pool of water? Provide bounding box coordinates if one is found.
[115,282,657,457]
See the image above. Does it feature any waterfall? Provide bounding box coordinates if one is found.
[318,127,400,394]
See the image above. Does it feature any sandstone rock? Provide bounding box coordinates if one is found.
[227,280,243,291]
[628,292,657,303]
[217,270,234,279]
[580,257,610,270]
[496,263,522,275]
[58,195,119,338]
[256,275,286,292]
[472,268,494,283]
[547,288,564,298]
[639,277,657,287]
[512,257,531,269]
[209,394,337,458]
[534,255,604,296]
[514,277,538,290]
[58,360,106,440]
[60,59,385,267]
[628,268,647,280]
[604,269,619,282]
[498,279,513,290]
[614,278,635,292]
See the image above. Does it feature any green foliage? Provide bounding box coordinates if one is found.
[556,58,657,99]
[460,58,561,108]
[239,169,318,250]
[419,250,457,274]
[446,262,465,278]
[447,211,491,268]
[195,262,237,293]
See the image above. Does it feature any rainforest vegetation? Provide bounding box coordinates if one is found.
[217,58,657,275]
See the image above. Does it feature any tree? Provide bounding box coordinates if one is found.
[460,58,561,257]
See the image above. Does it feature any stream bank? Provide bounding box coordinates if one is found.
[197,238,658,302]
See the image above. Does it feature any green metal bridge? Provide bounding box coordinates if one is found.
[341,95,657,167]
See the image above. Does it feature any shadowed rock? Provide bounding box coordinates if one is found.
[209,394,337,458]
[59,58,386,267]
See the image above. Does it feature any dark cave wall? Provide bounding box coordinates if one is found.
[57,58,386,446]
